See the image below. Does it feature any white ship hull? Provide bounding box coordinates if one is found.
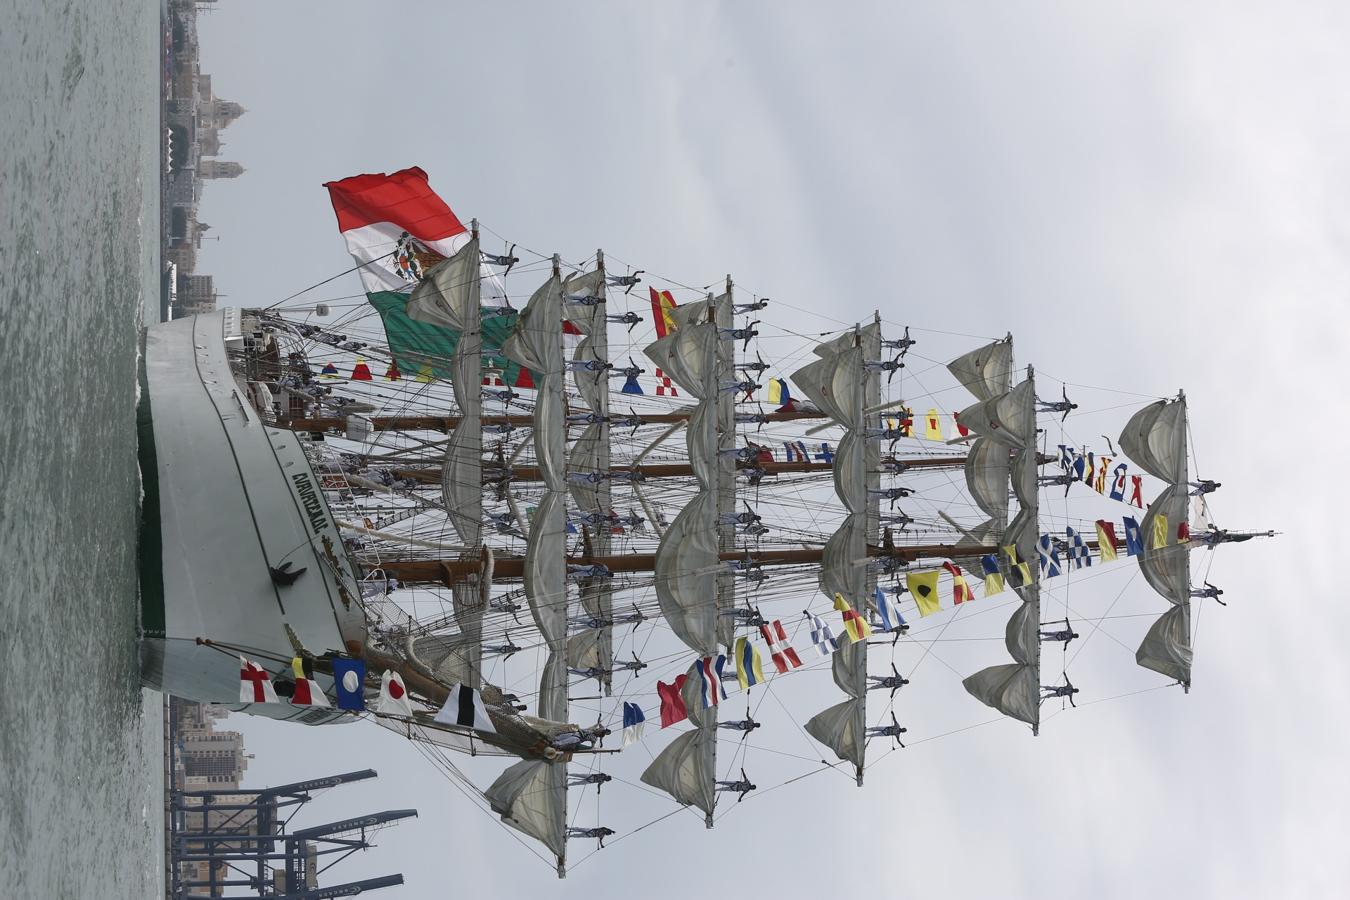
[138,309,365,724]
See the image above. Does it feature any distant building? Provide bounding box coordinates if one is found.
[164,0,243,318]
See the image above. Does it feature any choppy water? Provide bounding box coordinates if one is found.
[0,1,164,896]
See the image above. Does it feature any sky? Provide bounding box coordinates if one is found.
[193,3,1349,897]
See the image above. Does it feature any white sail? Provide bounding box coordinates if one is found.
[565,422,605,513]
[523,491,568,647]
[1119,397,1187,484]
[409,630,480,689]
[955,379,1036,450]
[791,346,864,429]
[832,638,867,699]
[643,323,719,399]
[440,422,483,547]
[640,669,716,817]
[640,729,716,817]
[652,492,719,656]
[1136,484,1194,685]
[1136,604,1193,684]
[832,430,868,514]
[819,513,867,604]
[500,274,561,375]
[1124,396,1194,684]
[964,437,1011,524]
[1004,592,1039,666]
[538,650,569,723]
[566,628,603,672]
[961,663,1039,726]
[669,296,711,329]
[562,269,605,336]
[947,337,1013,403]
[813,322,881,358]
[571,336,608,412]
[534,371,567,493]
[963,368,1041,732]
[486,760,567,859]
[406,236,480,331]
[686,401,719,491]
[804,698,866,770]
[1139,484,1192,604]
[1010,448,1039,512]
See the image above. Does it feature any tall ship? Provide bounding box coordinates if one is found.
[138,167,1263,876]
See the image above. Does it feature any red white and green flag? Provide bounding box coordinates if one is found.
[323,167,525,384]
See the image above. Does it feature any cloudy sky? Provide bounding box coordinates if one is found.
[194,3,1348,897]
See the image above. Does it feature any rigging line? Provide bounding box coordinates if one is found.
[263,249,400,311]
[567,806,694,870]
[904,714,1009,747]
[1066,568,1141,668]
[1074,682,1176,708]
[407,743,556,873]
[1032,366,1171,401]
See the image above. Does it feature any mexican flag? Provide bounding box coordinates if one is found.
[323,167,524,384]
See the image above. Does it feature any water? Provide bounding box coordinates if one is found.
[0,1,164,896]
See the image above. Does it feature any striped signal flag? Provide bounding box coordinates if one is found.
[833,593,873,642]
[760,620,803,672]
[942,561,974,603]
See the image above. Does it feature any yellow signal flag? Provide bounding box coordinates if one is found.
[733,636,766,691]
[1095,520,1119,562]
[906,571,942,617]
[767,378,784,405]
[833,593,873,642]
[1094,456,1111,493]
[291,657,308,681]
[1152,513,1169,550]
[924,408,944,441]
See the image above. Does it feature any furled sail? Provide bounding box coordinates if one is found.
[641,666,717,821]
[802,325,875,783]
[964,437,1010,525]
[565,422,605,513]
[500,274,561,374]
[643,323,719,399]
[1139,484,1191,604]
[962,366,1041,732]
[538,650,569,723]
[962,590,1041,727]
[686,401,719,491]
[1136,605,1192,684]
[819,513,867,604]
[955,379,1036,450]
[1119,398,1187,484]
[804,698,865,771]
[441,422,483,547]
[406,236,480,331]
[561,269,604,336]
[946,337,1014,403]
[486,760,567,860]
[523,491,568,646]
[564,264,615,695]
[652,493,719,656]
[1120,397,1193,685]
[502,274,569,652]
[571,337,608,412]
[832,431,867,514]
[792,345,864,429]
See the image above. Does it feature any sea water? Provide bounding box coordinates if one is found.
[0,1,164,896]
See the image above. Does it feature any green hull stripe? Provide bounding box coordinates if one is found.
[137,329,166,638]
